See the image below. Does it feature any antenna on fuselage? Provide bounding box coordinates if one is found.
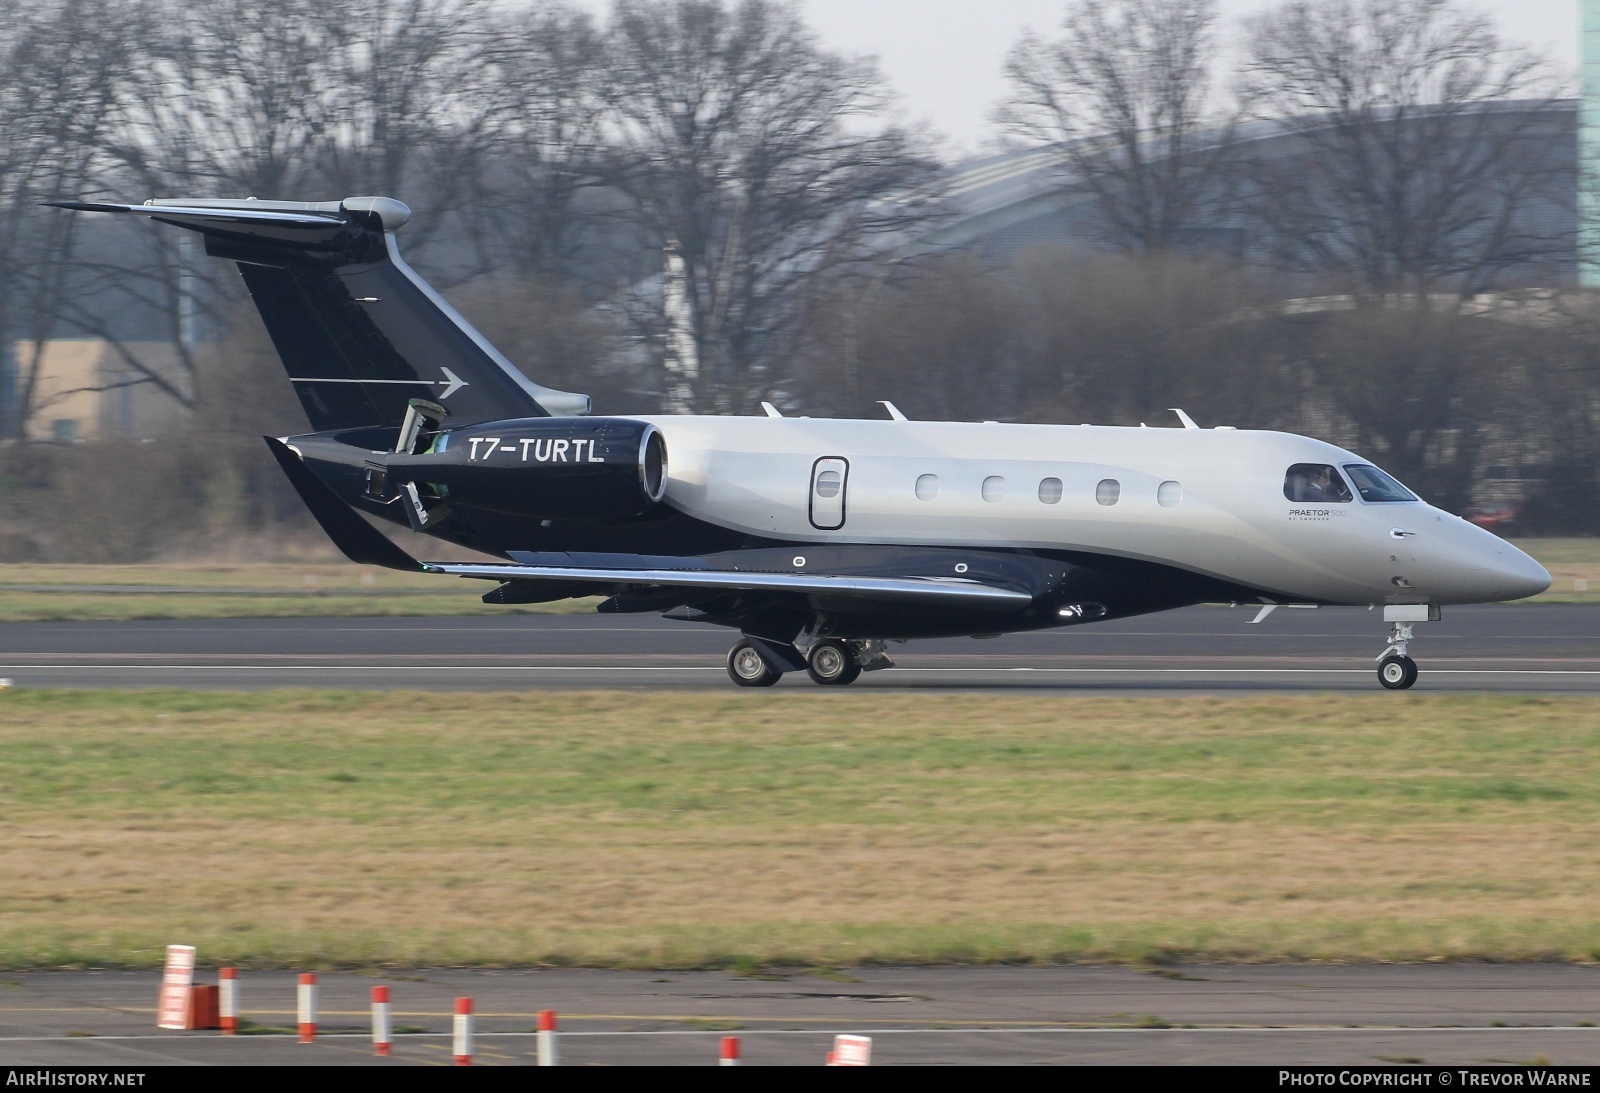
[760,402,783,418]
[1170,408,1200,429]
[878,400,908,421]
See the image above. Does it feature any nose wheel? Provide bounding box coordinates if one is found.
[1377,653,1418,690]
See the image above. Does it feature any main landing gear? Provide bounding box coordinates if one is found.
[1375,605,1436,690]
[725,635,893,688]
[727,641,782,687]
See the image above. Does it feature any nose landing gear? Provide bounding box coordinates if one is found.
[1375,605,1437,690]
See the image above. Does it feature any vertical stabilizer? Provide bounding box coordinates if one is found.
[50,196,591,429]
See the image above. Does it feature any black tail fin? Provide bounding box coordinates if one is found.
[50,197,590,429]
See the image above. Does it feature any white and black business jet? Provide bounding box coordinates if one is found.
[54,196,1551,690]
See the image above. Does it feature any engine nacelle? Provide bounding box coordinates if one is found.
[385,417,668,521]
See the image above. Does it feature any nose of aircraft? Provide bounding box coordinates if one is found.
[1493,541,1551,600]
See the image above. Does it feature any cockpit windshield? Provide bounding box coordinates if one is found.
[1341,463,1417,502]
[1284,463,1353,503]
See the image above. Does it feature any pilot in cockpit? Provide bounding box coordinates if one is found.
[1285,463,1354,503]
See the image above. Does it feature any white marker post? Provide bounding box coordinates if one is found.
[297,972,317,1043]
[828,1034,872,1066]
[371,985,391,1057]
[156,945,195,1030]
[453,997,473,1066]
[720,1035,741,1065]
[537,1009,559,1066]
[219,967,238,1035]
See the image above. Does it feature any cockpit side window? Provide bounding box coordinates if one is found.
[1284,463,1353,503]
[1342,463,1417,502]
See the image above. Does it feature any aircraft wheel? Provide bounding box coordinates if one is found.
[727,641,781,688]
[806,639,861,685]
[1377,654,1418,690]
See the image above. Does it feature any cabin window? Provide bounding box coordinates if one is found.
[1283,463,1353,503]
[1095,479,1121,506]
[1342,463,1417,502]
[1038,477,1063,504]
[1158,480,1182,507]
[815,469,842,498]
[982,475,1006,502]
[915,473,940,500]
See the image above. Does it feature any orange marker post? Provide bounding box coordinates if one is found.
[453,997,473,1066]
[371,985,391,1057]
[297,972,317,1044]
[720,1035,741,1065]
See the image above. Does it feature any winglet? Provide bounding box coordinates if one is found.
[264,437,424,571]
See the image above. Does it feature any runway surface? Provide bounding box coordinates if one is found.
[3,965,1598,1066]
[0,603,1594,692]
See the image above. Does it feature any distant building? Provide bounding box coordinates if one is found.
[10,340,190,442]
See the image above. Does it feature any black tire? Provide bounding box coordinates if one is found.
[1377,654,1418,690]
[806,639,860,685]
[727,641,780,687]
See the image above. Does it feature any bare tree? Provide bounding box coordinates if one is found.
[603,0,939,413]
[0,0,147,439]
[1237,0,1565,299]
[997,0,1232,253]
[461,2,614,283]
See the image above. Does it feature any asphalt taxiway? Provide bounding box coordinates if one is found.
[2,965,1598,1066]
[0,603,1593,692]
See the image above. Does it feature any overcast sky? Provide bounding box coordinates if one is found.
[794,0,1581,159]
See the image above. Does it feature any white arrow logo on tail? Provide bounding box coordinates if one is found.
[287,368,470,399]
[438,367,467,399]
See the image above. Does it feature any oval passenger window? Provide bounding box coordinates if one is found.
[815,470,842,498]
[982,476,1006,502]
[1038,477,1063,504]
[1158,480,1182,507]
[915,473,940,500]
[1096,479,1121,506]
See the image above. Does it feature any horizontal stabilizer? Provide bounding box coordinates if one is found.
[45,200,343,229]
[53,196,590,427]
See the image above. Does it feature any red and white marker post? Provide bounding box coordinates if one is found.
[453,997,473,1066]
[720,1035,741,1065]
[537,1009,559,1066]
[297,972,317,1044]
[219,967,238,1035]
[827,1034,872,1066]
[371,985,391,1057]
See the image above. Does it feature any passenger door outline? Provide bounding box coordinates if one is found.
[809,456,848,530]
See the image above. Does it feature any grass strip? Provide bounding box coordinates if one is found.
[1,690,1598,968]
